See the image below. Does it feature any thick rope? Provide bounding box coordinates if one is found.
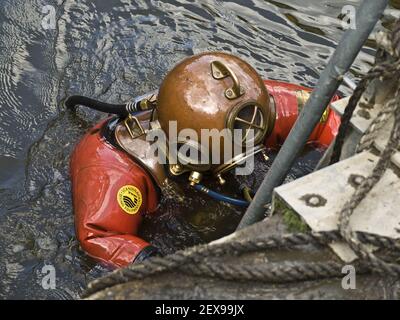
[338,86,400,277]
[182,260,371,283]
[84,232,342,296]
[331,19,400,163]
[330,61,400,164]
[356,95,397,152]
[84,230,400,297]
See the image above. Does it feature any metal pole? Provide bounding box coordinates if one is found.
[237,0,389,230]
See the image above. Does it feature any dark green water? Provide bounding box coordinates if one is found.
[0,0,399,299]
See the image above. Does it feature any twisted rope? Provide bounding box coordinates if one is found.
[338,85,400,277]
[330,61,400,164]
[84,232,341,296]
[84,230,400,297]
[356,95,397,152]
[182,260,371,283]
[330,18,400,164]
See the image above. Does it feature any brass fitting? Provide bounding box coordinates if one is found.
[189,171,203,186]
[216,174,226,186]
[169,163,184,176]
[262,149,269,161]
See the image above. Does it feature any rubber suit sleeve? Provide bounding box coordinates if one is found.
[73,162,159,268]
[70,120,160,268]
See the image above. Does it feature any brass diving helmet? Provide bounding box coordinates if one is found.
[115,52,275,187]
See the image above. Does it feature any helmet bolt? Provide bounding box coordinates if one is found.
[217,174,226,185]
[262,150,269,161]
[170,163,183,175]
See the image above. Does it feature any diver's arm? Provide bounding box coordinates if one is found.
[70,120,160,268]
[264,80,341,149]
[81,232,158,267]
[72,164,159,268]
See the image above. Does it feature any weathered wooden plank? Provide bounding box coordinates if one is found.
[274,151,400,262]
[372,117,400,169]
[330,96,383,134]
[330,93,400,168]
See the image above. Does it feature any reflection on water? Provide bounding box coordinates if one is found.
[0,0,398,299]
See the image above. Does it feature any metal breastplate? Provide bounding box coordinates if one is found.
[114,110,168,189]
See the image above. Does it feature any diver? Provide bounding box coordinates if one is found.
[67,52,340,268]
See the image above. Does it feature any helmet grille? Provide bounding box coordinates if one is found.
[227,102,268,146]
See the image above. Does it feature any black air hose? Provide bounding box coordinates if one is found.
[65,95,129,117]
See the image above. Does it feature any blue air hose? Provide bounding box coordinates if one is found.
[193,184,250,207]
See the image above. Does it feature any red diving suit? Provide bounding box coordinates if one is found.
[70,80,341,268]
